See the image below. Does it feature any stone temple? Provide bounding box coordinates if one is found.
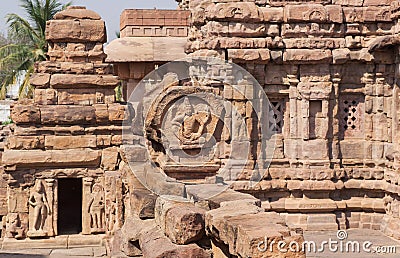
[1,0,400,257]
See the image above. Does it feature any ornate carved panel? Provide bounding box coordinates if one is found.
[268,100,285,134]
[339,94,364,139]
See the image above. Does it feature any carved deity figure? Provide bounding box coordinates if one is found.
[172,97,211,144]
[29,180,50,233]
[384,196,393,215]
[6,213,24,239]
[88,184,105,232]
[106,200,117,233]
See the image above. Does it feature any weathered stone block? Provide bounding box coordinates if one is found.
[11,104,40,124]
[101,147,119,170]
[130,189,157,219]
[108,103,129,122]
[94,104,109,123]
[332,0,363,6]
[207,205,304,258]
[140,226,210,258]
[186,185,260,210]
[50,74,119,88]
[285,198,337,212]
[283,49,332,64]
[206,3,262,22]
[34,89,57,105]
[40,106,96,125]
[58,88,115,105]
[6,136,45,150]
[46,19,106,43]
[228,23,278,37]
[306,214,338,231]
[340,140,366,160]
[30,73,51,88]
[3,149,101,168]
[155,196,206,245]
[281,23,344,38]
[45,135,97,150]
[285,4,342,23]
[228,49,270,63]
[260,7,283,22]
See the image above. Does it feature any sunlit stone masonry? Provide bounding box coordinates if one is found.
[2,0,400,257]
[2,6,126,247]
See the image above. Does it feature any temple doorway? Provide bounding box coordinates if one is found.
[58,178,83,235]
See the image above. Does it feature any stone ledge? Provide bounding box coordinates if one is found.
[2,149,101,168]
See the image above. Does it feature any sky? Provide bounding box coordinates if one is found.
[0,0,178,42]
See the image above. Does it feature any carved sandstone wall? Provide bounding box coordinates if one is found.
[2,6,126,240]
[185,0,400,237]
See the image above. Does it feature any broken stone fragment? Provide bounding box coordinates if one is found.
[140,224,211,258]
[155,195,206,244]
[130,189,157,219]
[164,205,206,244]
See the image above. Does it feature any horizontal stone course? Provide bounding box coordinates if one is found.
[3,149,101,168]
[46,20,106,43]
[50,74,119,88]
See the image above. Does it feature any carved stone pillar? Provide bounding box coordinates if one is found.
[331,74,341,161]
[82,177,93,235]
[301,99,310,140]
[45,179,56,236]
[288,75,299,139]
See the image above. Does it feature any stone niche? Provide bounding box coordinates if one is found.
[137,63,266,182]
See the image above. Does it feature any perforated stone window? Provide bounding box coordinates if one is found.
[339,95,364,138]
[268,100,285,134]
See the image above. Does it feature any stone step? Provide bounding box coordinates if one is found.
[1,234,105,250]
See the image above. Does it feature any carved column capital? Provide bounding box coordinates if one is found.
[83,177,94,186]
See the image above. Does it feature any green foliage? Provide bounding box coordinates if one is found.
[0,0,71,99]
[115,84,123,102]
[2,116,13,125]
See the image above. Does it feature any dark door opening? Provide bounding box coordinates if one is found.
[58,178,82,235]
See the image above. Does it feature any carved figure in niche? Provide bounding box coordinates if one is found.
[172,97,211,144]
[6,213,24,239]
[309,23,320,34]
[308,10,324,21]
[106,199,117,233]
[88,183,105,232]
[29,180,50,233]
[232,102,248,140]
[182,106,210,141]
[383,196,393,215]
[230,7,243,17]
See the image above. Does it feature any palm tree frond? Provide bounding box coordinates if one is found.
[18,67,34,98]
[6,13,38,44]
[1,0,73,100]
